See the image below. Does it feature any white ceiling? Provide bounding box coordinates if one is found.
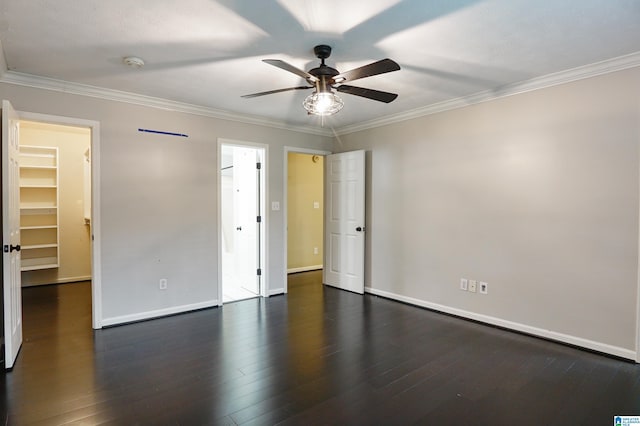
[1,0,639,134]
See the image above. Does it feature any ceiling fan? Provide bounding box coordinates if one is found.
[242,45,401,116]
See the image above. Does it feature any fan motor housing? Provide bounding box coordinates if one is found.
[309,44,339,84]
[308,65,339,78]
[309,44,339,86]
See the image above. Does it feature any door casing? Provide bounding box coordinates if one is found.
[217,138,267,304]
[10,110,102,329]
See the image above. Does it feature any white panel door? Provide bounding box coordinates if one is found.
[234,147,259,295]
[2,100,23,369]
[324,150,365,294]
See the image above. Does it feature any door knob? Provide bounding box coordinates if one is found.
[3,244,20,253]
[356,227,365,232]
[236,226,242,231]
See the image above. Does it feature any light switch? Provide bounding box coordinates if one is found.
[313,201,320,209]
[271,201,280,211]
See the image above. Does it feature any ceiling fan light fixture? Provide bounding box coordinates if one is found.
[303,91,344,116]
[243,45,400,118]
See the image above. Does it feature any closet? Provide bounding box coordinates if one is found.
[19,121,92,287]
[19,145,60,271]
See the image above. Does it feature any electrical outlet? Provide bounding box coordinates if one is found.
[480,282,488,294]
[468,280,477,293]
[460,278,468,291]
[159,278,168,290]
[313,247,318,255]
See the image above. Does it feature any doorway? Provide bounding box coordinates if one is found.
[2,105,101,368]
[284,147,330,293]
[14,111,101,330]
[219,141,266,303]
[18,121,92,288]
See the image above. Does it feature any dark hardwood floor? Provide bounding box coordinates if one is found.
[2,273,639,425]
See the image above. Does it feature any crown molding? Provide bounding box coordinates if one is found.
[1,49,638,138]
[335,51,640,135]
[0,70,333,137]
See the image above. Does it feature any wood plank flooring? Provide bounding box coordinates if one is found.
[2,273,639,425]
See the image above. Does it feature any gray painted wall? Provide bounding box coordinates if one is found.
[0,82,332,323]
[335,68,640,356]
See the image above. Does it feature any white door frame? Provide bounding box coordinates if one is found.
[282,146,331,293]
[217,138,267,304]
[16,111,102,329]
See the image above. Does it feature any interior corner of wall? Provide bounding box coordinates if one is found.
[0,40,7,77]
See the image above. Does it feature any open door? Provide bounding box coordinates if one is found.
[220,141,265,303]
[323,150,365,294]
[234,147,260,295]
[2,100,23,369]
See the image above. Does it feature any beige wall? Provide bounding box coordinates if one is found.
[0,81,333,323]
[287,153,323,271]
[3,65,639,359]
[20,121,91,286]
[335,67,640,359]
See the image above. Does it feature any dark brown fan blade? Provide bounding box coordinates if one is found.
[336,85,398,103]
[241,86,312,98]
[333,59,400,83]
[263,59,319,83]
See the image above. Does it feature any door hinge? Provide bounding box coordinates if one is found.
[257,268,262,276]
[257,215,262,223]
[256,162,262,170]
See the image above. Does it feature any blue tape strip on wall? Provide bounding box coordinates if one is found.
[138,128,188,138]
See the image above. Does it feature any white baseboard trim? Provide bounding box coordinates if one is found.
[269,288,285,296]
[365,286,637,361]
[101,299,219,327]
[21,275,92,287]
[287,265,323,274]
